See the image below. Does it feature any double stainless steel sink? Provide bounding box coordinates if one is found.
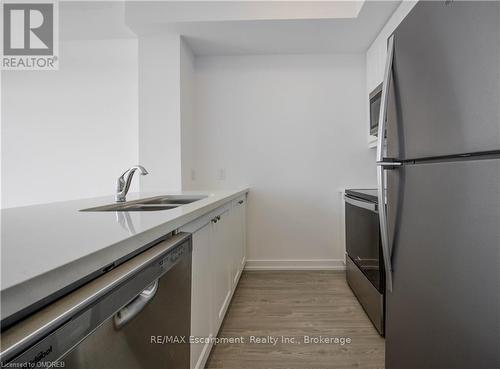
[80,195,207,212]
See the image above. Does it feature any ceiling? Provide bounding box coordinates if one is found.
[60,1,402,54]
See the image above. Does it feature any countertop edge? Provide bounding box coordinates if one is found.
[1,188,249,324]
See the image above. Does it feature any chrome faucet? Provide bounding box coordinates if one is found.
[116,165,148,202]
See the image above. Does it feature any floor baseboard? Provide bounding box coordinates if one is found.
[244,259,346,271]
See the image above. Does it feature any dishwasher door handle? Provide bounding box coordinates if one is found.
[114,279,159,330]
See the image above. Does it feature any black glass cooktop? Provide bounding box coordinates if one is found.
[345,188,378,203]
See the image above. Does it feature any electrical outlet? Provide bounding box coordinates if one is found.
[218,168,226,181]
[190,168,196,181]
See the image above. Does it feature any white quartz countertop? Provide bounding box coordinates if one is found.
[1,188,249,323]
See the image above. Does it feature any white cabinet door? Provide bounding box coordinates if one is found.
[239,196,247,270]
[227,195,247,290]
[211,209,232,332]
[181,196,247,369]
[189,222,213,369]
[181,218,214,369]
[228,202,241,288]
[232,196,246,286]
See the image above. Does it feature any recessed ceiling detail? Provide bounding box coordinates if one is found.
[60,1,402,54]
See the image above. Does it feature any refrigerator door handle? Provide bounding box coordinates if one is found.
[377,161,402,167]
[376,34,394,162]
[377,165,393,292]
[376,34,395,293]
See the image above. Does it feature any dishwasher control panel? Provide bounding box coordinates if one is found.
[159,242,190,272]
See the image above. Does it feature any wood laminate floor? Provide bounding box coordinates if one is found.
[205,271,385,369]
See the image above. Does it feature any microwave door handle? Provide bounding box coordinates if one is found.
[376,34,395,293]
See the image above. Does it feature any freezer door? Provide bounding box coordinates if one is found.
[386,1,500,160]
[385,158,500,369]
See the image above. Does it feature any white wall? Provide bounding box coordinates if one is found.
[192,54,376,268]
[1,39,139,208]
[138,34,182,192]
[366,0,418,93]
[180,38,197,190]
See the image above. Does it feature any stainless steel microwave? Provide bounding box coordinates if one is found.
[369,82,382,136]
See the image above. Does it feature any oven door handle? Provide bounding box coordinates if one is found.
[344,195,377,213]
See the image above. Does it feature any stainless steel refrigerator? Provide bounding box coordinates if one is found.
[376,2,500,369]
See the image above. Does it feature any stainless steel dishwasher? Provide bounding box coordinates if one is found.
[0,232,191,369]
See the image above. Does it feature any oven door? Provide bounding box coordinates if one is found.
[344,195,384,293]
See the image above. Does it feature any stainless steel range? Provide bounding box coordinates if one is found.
[344,189,384,335]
